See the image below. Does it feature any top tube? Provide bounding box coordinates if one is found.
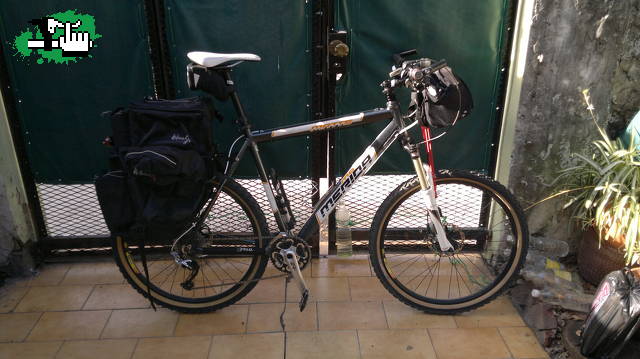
[250,109,393,143]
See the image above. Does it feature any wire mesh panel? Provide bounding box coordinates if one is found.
[37,184,109,238]
[385,182,484,229]
[339,174,486,249]
[339,174,412,247]
[37,178,314,242]
[235,178,314,232]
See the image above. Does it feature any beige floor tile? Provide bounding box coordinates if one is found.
[429,327,511,359]
[133,336,211,359]
[238,277,285,303]
[101,308,177,338]
[83,284,149,310]
[174,305,248,336]
[499,327,548,358]
[286,277,350,302]
[312,255,372,277]
[383,301,457,329]
[358,329,437,359]
[0,286,28,313]
[247,302,317,333]
[349,277,394,301]
[209,332,283,359]
[0,313,42,342]
[55,339,137,359]
[454,296,525,328]
[27,310,111,341]
[14,285,93,312]
[287,330,360,359]
[0,341,62,359]
[26,264,71,286]
[318,301,387,330]
[61,262,124,285]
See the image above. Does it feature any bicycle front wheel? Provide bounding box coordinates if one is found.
[113,176,269,313]
[370,170,528,314]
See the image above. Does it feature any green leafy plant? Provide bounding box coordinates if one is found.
[554,90,640,265]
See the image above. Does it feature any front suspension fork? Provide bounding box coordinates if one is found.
[409,147,454,252]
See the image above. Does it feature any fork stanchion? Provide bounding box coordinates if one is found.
[421,126,437,194]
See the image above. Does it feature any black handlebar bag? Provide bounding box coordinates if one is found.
[581,268,640,358]
[96,97,215,240]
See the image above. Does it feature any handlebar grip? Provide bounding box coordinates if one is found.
[392,49,418,66]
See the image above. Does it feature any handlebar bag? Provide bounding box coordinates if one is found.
[421,67,473,128]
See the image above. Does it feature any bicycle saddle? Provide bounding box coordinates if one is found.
[187,51,261,68]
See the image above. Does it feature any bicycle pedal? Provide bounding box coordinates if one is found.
[299,289,309,312]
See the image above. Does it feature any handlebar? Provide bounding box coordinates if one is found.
[388,57,448,89]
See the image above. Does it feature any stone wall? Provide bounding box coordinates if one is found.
[508,0,640,246]
[0,90,36,275]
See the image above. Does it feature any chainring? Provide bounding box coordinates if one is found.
[269,236,311,273]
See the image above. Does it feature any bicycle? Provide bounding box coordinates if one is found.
[112,49,528,314]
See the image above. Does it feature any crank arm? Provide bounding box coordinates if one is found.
[284,249,310,311]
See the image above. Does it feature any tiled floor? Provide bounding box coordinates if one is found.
[0,255,548,359]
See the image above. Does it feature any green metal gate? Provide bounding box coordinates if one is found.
[0,0,516,251]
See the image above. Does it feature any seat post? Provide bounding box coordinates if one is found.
[222,70,252,135]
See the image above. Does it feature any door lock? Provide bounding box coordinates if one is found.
[328,31,348,82]
[328,40,349,57]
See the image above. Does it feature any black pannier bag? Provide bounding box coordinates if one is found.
[581,268,640,358]
[95,170,134,234]
[95,96,215,239]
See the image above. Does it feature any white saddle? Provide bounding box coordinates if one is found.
[187,51,261,68]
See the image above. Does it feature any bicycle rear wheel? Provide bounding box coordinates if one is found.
[113,176,269,313]
[370,170,528,314]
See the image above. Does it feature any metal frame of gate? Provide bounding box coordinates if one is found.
[0,0,519,255]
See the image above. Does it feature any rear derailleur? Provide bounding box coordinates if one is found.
[171,243,200,291]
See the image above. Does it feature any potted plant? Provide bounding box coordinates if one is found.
[552,90,640,284]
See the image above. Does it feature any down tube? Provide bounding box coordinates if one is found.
[312,121,400,225]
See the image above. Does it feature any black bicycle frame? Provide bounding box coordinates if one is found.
[195,72,415,256]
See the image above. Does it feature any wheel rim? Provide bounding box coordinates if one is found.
[377,177,524,307]
[116,182,264,307]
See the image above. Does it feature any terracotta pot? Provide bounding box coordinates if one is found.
[577,227,627,286]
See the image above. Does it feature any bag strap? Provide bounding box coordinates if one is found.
[131,223,156,311]
[128,177,157,311]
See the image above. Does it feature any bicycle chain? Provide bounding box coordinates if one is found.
[189,273,289,290]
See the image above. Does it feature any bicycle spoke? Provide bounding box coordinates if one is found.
[376,173,526,308]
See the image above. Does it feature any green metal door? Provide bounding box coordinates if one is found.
[0,1,154,183]
[333,0,513,174]
[0,0,514,248]
[163,0,312,177]
[0,1,154,240]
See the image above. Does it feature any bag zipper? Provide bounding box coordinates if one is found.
[125,150,177,166]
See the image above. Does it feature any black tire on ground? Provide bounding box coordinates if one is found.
[369,169,528,314]
[113,176,269,313]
